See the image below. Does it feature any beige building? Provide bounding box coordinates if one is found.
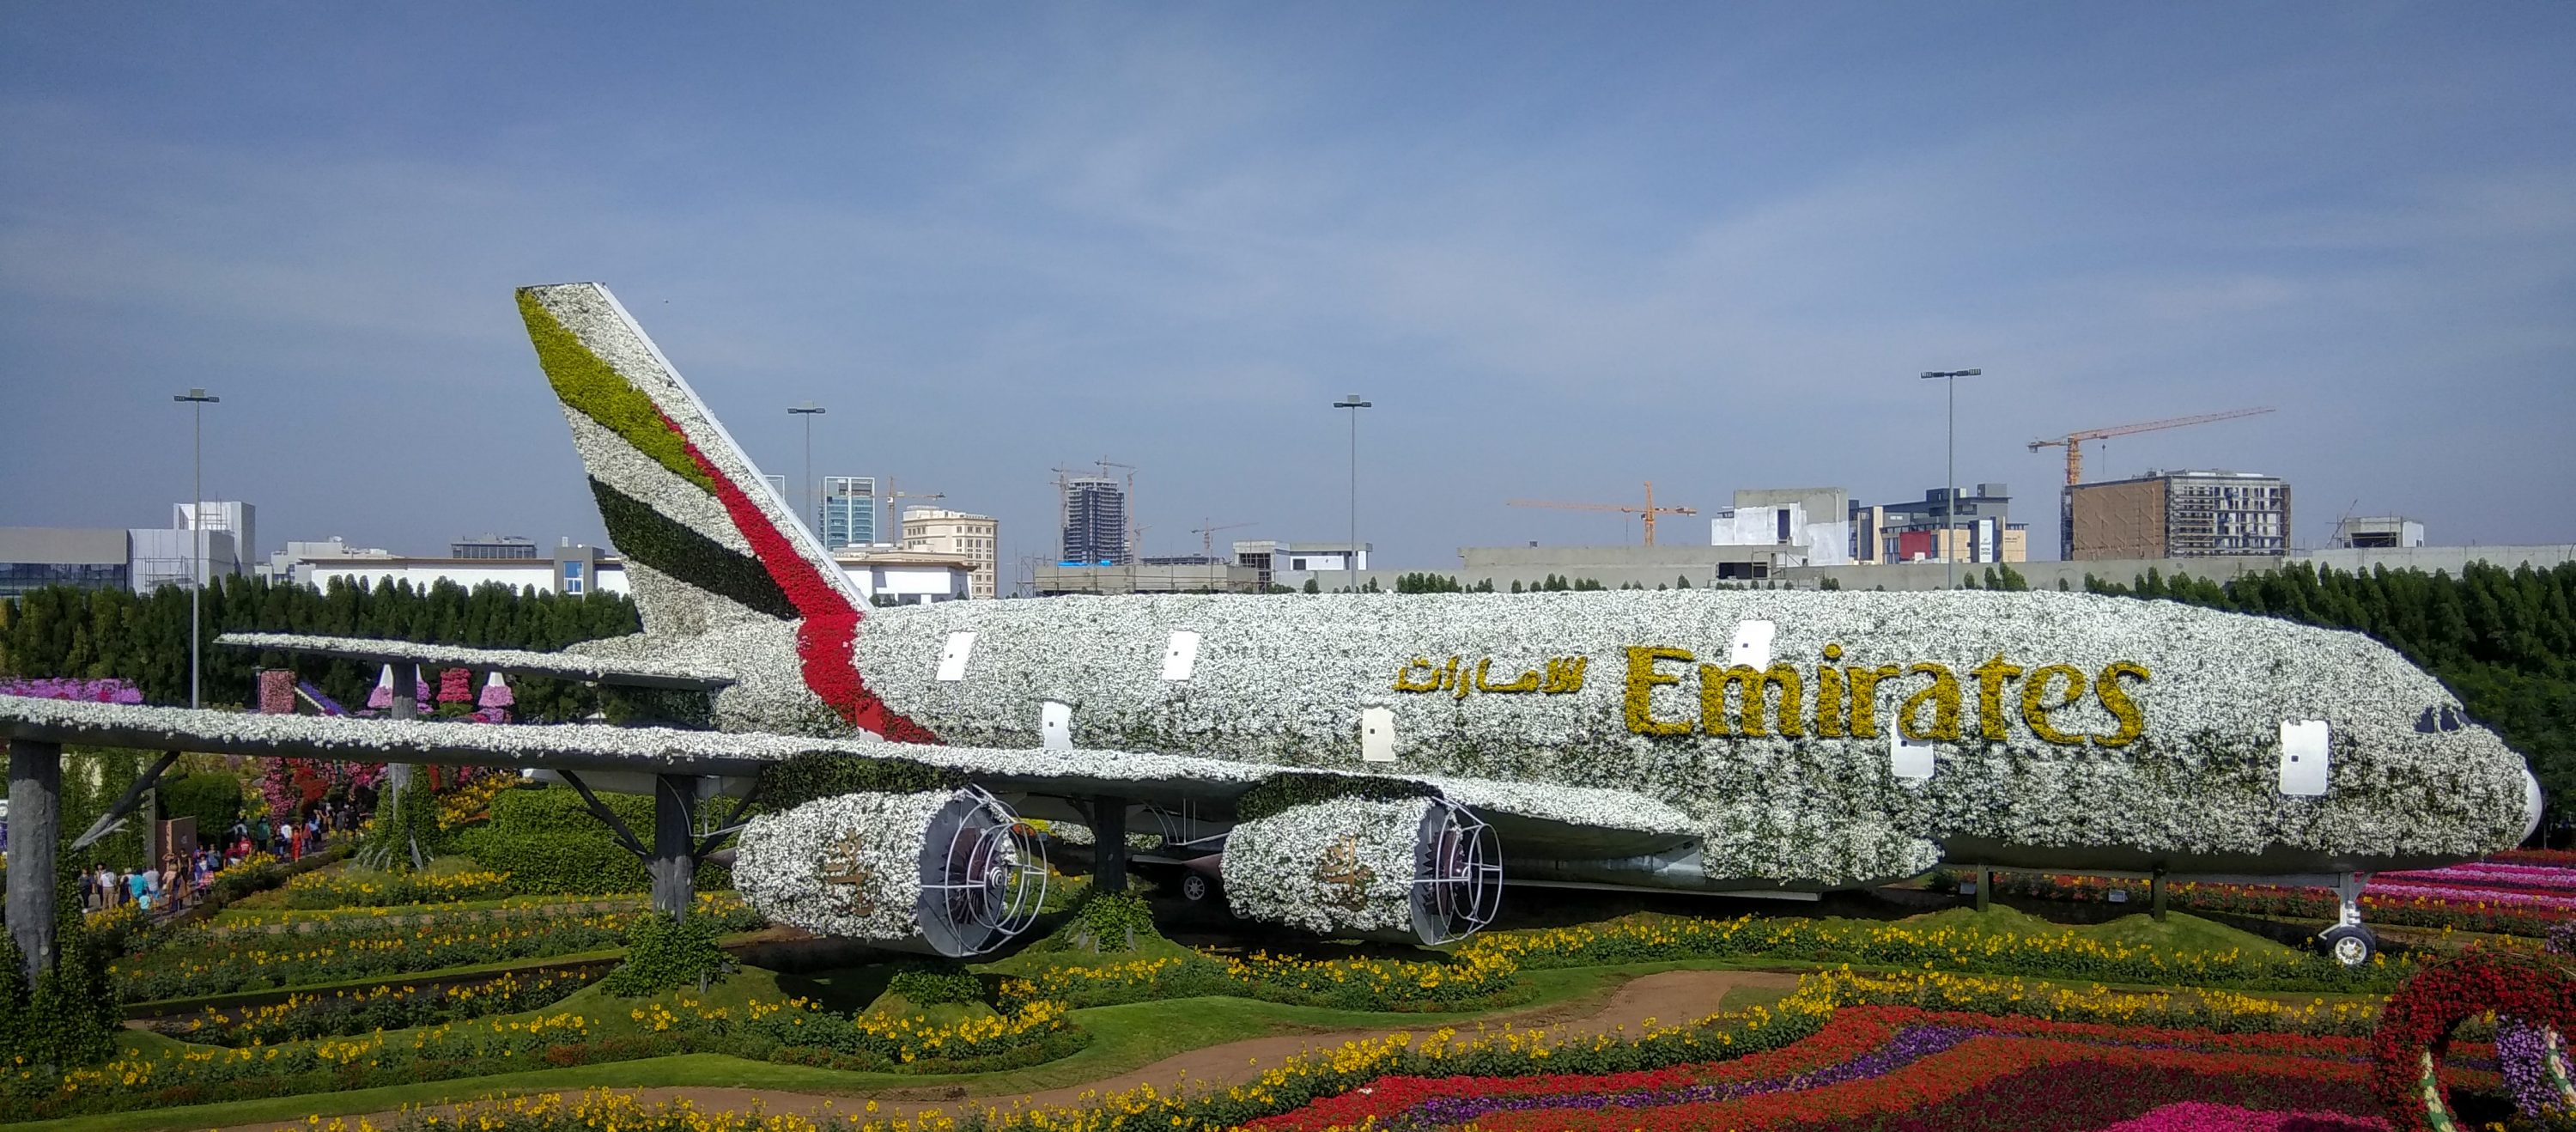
[902,508,999,599]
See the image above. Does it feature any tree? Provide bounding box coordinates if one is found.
[1302,576,1321,594]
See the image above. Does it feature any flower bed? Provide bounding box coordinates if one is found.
[997,948,1522,1013]
[1459,912,2404,993]
[1978,866,2576,938]
[149,969,599,1046]
[1249,1006,2395,1132]
[281,867,514,910]
[113,894,761,1001]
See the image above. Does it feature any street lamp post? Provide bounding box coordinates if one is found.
[788,402,825,538]
[1333,394,1371,591]
[173,388,220,709]
[1917,369,1980,590]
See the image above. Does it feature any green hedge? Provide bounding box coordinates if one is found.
[157,773,242,837]
[1234,770,1439,822]
[453,788,730,897]
[753,752,965,812]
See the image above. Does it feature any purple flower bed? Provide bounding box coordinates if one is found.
[1413,1026,1982,1123]
[2369,880,2576,911]
[2379,863,2576,892]
[0,677,144,703]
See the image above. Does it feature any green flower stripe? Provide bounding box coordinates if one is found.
[589,478,797,621]
[519,290,719,494]
[1235,770,1440,822]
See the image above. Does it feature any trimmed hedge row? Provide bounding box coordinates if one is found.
[453,788,730,897]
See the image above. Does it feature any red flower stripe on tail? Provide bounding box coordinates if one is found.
[660,410,939,744]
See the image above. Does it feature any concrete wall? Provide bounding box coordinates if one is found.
[1783,545,2576,592]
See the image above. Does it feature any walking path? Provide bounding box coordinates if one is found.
[228,967,1799,1130]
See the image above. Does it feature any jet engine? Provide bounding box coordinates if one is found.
[1218,794,1502,945]
[734,785,1047,958]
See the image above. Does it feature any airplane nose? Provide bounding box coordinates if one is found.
[2524,764,2545,847]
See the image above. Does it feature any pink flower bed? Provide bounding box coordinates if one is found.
[2101,1102,2390,1132]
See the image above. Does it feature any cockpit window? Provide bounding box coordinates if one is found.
[2415,705,2468,733]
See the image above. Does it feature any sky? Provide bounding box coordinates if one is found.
[3,3,2570,580]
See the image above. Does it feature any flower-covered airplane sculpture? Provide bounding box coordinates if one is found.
[0,283,2540,964]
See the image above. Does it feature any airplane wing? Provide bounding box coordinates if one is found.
[0,697,1693,859]
[218,631,734,691]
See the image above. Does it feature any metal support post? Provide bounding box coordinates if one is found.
[8,740,62,984]
[650,774,701,918]
[1974,865,1990,912]
[1092,794,1128,893]
[2152,867,2168,922]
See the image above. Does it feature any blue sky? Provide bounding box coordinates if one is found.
[3,4,2569,575]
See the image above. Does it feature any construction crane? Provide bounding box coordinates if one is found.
[2027,408,2276,485]
[1191,519,1255,557]
[1508,481,1698,546]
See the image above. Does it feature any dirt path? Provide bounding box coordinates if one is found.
[228,968,1797,1130]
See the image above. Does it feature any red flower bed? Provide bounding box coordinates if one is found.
[1251,1007,2385,1132]
[2370,946,2576,1132]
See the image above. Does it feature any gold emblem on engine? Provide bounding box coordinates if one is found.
[817,831,881,916]
[1314,833,1377,911]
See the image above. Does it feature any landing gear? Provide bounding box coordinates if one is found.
[1178,872,1218,904]
[2319,923,2379,967]
[2319,873,2377,967]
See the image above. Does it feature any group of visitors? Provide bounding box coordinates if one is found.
[80,801,360,916]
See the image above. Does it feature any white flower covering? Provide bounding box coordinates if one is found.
[1220,796,1430,935]
[732,790,951,940]
[852,589,2532,885]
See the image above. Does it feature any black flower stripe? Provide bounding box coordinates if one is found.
[589,477,799,621]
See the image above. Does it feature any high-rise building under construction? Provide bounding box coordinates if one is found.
[1060,477,1128,566]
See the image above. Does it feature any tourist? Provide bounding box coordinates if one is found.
[252,816,271,855]
[123,867,147,911]
[95,864,118,909]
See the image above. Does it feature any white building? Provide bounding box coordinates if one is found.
[290,542,627,597]
[1710,488,1852,568]
[902,508,999,599]
[831,546,975,605]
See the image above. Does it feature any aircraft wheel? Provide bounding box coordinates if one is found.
[1179,872,1218,904]
[2318,924,2378,968]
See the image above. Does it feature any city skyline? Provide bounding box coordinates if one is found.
[3,7,2569,567]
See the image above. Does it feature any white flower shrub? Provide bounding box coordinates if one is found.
[732,789,952,940]
[1220,796,1430,935]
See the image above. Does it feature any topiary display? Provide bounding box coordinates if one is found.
[598,911,734,997]
[753,752,966,812]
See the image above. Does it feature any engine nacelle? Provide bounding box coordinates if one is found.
[1219,794,1501,944]
[734,785,1047,958]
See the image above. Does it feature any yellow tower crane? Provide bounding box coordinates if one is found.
[1507,481,1698,546]
[2027,408,2276,485]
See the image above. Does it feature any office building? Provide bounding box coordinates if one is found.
[0,528,138,598]
[2065,470,2289,560]
[1,499,257,598]
[902,508,999,599]
[451,534,539,560]
[256,537,392,581]
[2331,516,2426,550]
[1710,487,1852,567]
[1230,540,1370,588]
[1060,477,1129,566]
[1850,484,2027,564]
[820,475,877,548]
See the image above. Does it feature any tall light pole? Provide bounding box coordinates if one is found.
[173,388,220,709]
[788,402,825,539]
[1333,394,1371,589]
[1918,369,1980,590]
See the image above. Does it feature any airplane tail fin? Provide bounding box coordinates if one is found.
[515,283,868,637]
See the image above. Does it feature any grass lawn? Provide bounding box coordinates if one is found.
[36,961,1664,1132]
